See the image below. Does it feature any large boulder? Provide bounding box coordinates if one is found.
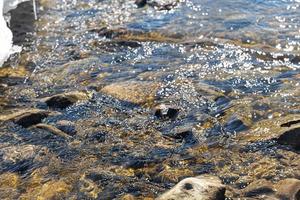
[157,175,226,200]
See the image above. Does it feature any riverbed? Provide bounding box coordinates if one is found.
[0,0,299,199]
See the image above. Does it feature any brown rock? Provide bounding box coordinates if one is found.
[122,194,136,200]
[21,180,71,200]
[0,173,20,189]
[101,81,159,106]
[0,65,28,77]
[43,91,92,109]
[32,123,72,139]
[0,109,54,128]
[275,178,300,200]
[242,179,275,198]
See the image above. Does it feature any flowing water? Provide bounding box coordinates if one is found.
[0,0,300,199]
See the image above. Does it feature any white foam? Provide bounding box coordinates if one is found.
[0,0,30,67]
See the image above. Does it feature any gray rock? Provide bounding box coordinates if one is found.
[157,175,225,200]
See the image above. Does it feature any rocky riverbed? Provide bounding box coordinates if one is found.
[0,0,300,199]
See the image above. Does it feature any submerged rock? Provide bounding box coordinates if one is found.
[32,123,72,139]
[240,178,300,199]
[157,175,226,200]
[0,109,53,128]
[56,120,77,136]
[277,125,300,150]
[164,126,198,146]
[135,0,147,8]
[241,179,275,198]
[43,91,91,109]
[281,119,300,127]
[275,178,300,200]
[154,104,179,120]
[224,116,248,133]
[20,179,71,200]
[101,81,159,106]
[0,172,20,189]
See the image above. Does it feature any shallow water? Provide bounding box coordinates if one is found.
[0,0,299,199]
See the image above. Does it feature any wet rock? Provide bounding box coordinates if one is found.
[277,125,300,150]
[242,179,275,198]
[79,175,102,199]
[0,65,29,78]
[165,127,198,146]
[92,27,182,43]
[281,119,300,127]
[87,131,106,143]
[43,91,91,109]
[157,175,226,200]
[154,104,179,120]
[275,178,300,200]
[0,172,20,200]
[135,0,147,8]
[32,123,72,139]
[124,159,150,169]
[100,40,142,50]
[21,180,71,199]
[0,172,20,189]
[0,145,37,163]
[122,194,136,200]
[101,81,159,106]
[0,109,52,128]
[224,116,248,133]
[56,120,77,136]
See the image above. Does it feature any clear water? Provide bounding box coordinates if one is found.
[0,0,300,199]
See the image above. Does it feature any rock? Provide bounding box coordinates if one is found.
[21,180,71,199]
[242,179,275,197]
[135,0,147,8]
[32,123,72,139]
[87,131,106,143]
[224,116,248,133]
[165,126,198,146]
[122,194,136,200]
[277,125,300,150]
[275,178,300,200]
[0,144,37,163]
[43,91,91,109]
[0,65,28,78]
[157,175,226,200]
[154,104,179,120]
[101,81,159,106]
[0,109,53,128]
[56,120,77,136]
[0,172,20,189]
[281,119,300,127]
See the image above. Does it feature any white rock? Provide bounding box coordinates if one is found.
[157,175,226,200]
